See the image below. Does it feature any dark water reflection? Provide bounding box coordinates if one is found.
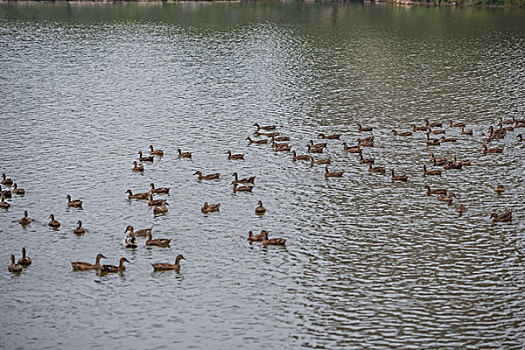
[1,2,524,349]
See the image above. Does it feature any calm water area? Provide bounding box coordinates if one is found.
[1,1,524,349]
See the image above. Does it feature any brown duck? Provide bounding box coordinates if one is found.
[423,165,442,176]
[148,193,167,206]
[138,151,154,162]
[491,210,512,223]
[449,120,466,128]
[150,183,170,195]
[292,151,311,161]
[153,203,169,215]
[48,214,60,228]
[255,200,266,215]
[146,232,171,247]
[248,230,266,242]
[73,220,86,235]
[19,211,33,225]
[0,196,10,209]
[71,254,106,271]
[391,170,408,182]
[126,189,149,200]
[424,185,447,196]
[437,192,456,203]
[100,257,129,273]
[325,166,344,178]
[392,130,413,136]
[318,133,341,139]
[194,171,220,180]
[125,225,152,237]
[233,183,253,193]
[66,195,82,208]
[8,255,23,273]
[455,204,467,213]
[232,173,255,185]
[494,184,505,193]
[0,185,11,198]
[272,135,290,142]
[253,123,277,131]
[149,145,164,156]
[482,145,503,154]
[461,126,473,135]
[12,183,25,195]
[357,124,373,132]
[132,161,144,172]
[1,173,13,186]
[342,142,361,153]
[310,158,331,165]
[262,231,286,245]
[307,144,323,153]
[152,254,185,271]
[17,247,32,267]
[358,153,374,164]
[227,151,244,160]
[178,149,192,158]
[426,120,443,128]
[368,163,385,174]
[246,137,268,145]
[201,202,220,213]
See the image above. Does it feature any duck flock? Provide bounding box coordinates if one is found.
[3,116,522,275]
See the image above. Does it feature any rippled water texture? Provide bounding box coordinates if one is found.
[1,2,524,349]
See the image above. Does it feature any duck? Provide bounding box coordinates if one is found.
[125,225,152,237]
[443,161,462,170]
[132,161,144,172]
[153,203,169,215]
[271,135,290,142]
[437,192,456,203]
[274,144,291,152]
[246,137,268,145]
[152,254,185,271]
[452,155,471,166]
[498,116,514,125]
[426,120,443,128]
[309,140,327,148]
[232,173,256,185]
[0,196,10,209]
[325,166,344,178]
[17,247,32,267]
[19,211,33,225]
[429,128,446,134]
[423,165,442,176]
[146,232,171,247]
[148,193,167,207]
[440,136,457,143]
[0,185,12,198]
[233,183,253,193]
[48,214,60,228]
[71,254,106,270]
[272,141,290,149]
[318,133,341,139]
[253,123,277,131]
[426,133,441,146]
[391,170,408,182]
[310,157,331,165]
[516,122,525,128]
[482,144,504,154]
[247,230,266,242]
[461,126,473,135]
[494,184,505,193]
[227,151,245,160]
[262,231,286,245]
[73,220,86,235]
[488,125,506,139]
[368,163,386,174]
[357,124,373,132]
[178,149,192,158]
[149,145,164,156]
[491,210,512,223]
[201,202,220,214]
[518,134,525,142]
[292,151,311,161]
[392,130,413,136]
[342,143,362,153]
[358,153,374,164]
[357,138,374,147]
[411,124,429,132]
[306,144,323,153]
[429,153,449,164]
[66,195,82,208]
[12,183,25,195]
[100,257,129,273]
[150,183,170,195]
[138,151,154,162]
[126,189,149,200]
[455,204,467,213]
[255,200,266,215]
[424,185,447,196]
[1,173,13,186]
[498,122,514,132]
[194,171,220,180]
[253,130,280,137]
[431,157,449,167]
[8,255,23,273]
[449,120,466,128]
[123,236,138,248]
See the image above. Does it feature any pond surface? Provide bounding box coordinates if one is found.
[1,2,524,349]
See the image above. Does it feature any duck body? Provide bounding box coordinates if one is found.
[0,185,12,198]
[449,120,466,128]
[254,131,279,137]
[426,120,443,128]
[17,248,32,267]
[318,133,341,139]
[443,161,463,170]
[152,254,185,271]
[494,184,505,193]
[440,136,458,143]
[274,144,291,152]
[311,158,331,165]
[12,183,24,195]
[272,135,290,142]
[292,151,311,161]
[412,124,429,132]
[491,210,512,222]
[455,204,467,213]
[146,232,171,247]
[153,204,169,215]
[325,166,344,178]
[0,197,10,209]
[253,123,277,131]
[392,130,413,136]
[357,124,373,132]
[437,192,456,203]
[73,220,86,235]
[178,149,192,158]
[132,161,144,172]
[194,171,220,180]
[150,183,170,195]
[1,173,13,186]
[100,257,129,273]
[66,195,83,208]
[148,194,167,207]
[71,254,106,270]
[48,214,60,228]
[368,164,386,174]
[233,183,254,192]
[246,137,268,145]
[8,255,23,273]
[126,189,149,200]
[423,165,442,176]
[255,201,266,214]
[482,145,504,154]
[227,151,245,160]
[262,231,286,245]
[425,185,447,196]
[429,129,446,134]
[232,173,255,185]
[461,126,473,135]
[201,202,220,213]
[342,143,361,153]
[357,138,374,147]
[125,225,152,237]
[138,151,154,162]
[358,154,374,164]
[307,145,323,153]
[19,211,33,225]
[248,230,266,242]
[149,145,164,156]
[391,170,408,182]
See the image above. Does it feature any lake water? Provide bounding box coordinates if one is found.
[1,2,524,349]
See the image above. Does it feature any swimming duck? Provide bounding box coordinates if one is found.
[73,220,86,235]
[232,173,256,185]
[391,170,408,182]
[12,183,25,195]
[262,231,286,245]
[325,166,344,178]
[426,133,440,146]
[201,202,220,214]
[357,124,373,132]
[310,157,331,165]
[149,145,164,156]
[443,161,462,170]
[146,232,171,247]
[461,126,473,135]
[126,189,149,200]
[8,255,23,273]
[411,124,429,132]
[150,183,170,195]
[253,123,277,131]
[255,200,266,215]
[452,155,471,166]
[71,254,107,270]
[274,144,291,152]
[498,122,514,132]
[132,161,144,172]
[455,204,467,213]
[358,153,374,164]
[125,225,152,237]
[148,193,167,207]
[17,247,32,267]
[307,144,323,153]
[1,173,13,186]
[318,133,341,139]
[271,135,290,142]
[153,203,169,215]
[357,138,374,147]
[491,210,512,223]
[494,184,505,193]
[253,131,280,137]
[343,142,362,153]
[423,165,442,176]
[246,137,268,145]
[123,236,138,248]
[66,195,82,208]
[48,214,60,228]
[426,120,443,128]
[194,171,220,180]
[368,163,386,174]
[100,257,129,273]
[429,128,446,134]
[437,192,456,203]
[233,183,253,193]
[178,149,192,158]
[272,141,290,149]
[392,130,413,136]
[152,254,185,271]
[310,140,327,148]
[449,120,466,128]
[138,151,154,162]
[431,157,448,167]
[248,230,266,242]
[292,151,311,161]
[0,196,10,209]
[518,134,525,142]
[488,125,506,139]
[440,136,457,143]
[19,211,33,225]
[498,116,514,125]
[0,185,11,198]
[227,151,245,160]
[424,185,447,196]
[482,145,504,154]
